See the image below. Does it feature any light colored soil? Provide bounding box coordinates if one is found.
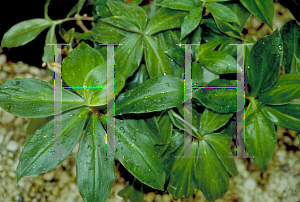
[0,3,299,202]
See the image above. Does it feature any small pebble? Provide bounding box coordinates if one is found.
[1,111,15,124]
[6,141,19,152]
[0,54,7,66]
[29,66,41,75]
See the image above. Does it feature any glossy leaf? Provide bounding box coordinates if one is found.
[245,106,276,171]
[107,0,147,30]
[280,20,300,74]
[205,3,240,25]
[115,75,184,115]
[168,109,201,138]
[168,136,197,198]
[195,38,225,61]
[158,0,196,11]
[125,64,149,91]
[193,79,240,113]
[115,119,165,190]
[199,108,232,136]
[165,48,185,66]
[118,175,144,202]
[198,51,238,74]
[42,25,57,63]
[194,140,229,202]
[1,19,52,48]
[115,33,144,79]
[67,0,86,17]
[192,62,203,87]
[61,42,105,97]
[143,35,173,78]
[76,114,115,202]
[222,1,252,31]
[101,16,142,33]
[203,133,238,176]
[44,0,51,20]
[214,18,242,39]
[0,78,86,118]
[181,7,203,40]
[201,0,232,1]
[17,108,89,181]
[91,21,129,44]
[145,8,187,35]
[121,113,162,146]
[93,0,112,18]
[157,112,173,156]
[246,30,283,98]
[262,102,300,132]
[259,74,300,105]
[240,0,274,29]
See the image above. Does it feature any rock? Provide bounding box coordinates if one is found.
[6,141,19,152]
[0,54,7,66]
[244,178,257,191]
[1,111,15,124]
[14,117,23,126]
[0,72,6,80]
[29,66,41,75]
[0,134,4,144]
[43,172,55,181]
[276,150,287,164]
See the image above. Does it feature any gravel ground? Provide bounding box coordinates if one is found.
[1,2,300,202]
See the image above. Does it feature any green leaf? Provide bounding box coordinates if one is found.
[218,37,242,58]
[61,42,105,98]
[193,79,240,113]
[246,30,283,98]
[240,0,273,29]
[0,78,86,118]
[107,0,147,31]
[156,112,173,156]
[76,114,115,202]
[280,20,300,74]
[295,55,300,77]
[203,133,238,176]
[101,16,142,33]
[262,102,300,132]
[181,7,203,40]
[122,114,162,146]
[115,75,184,115]
[118,175,144,202]
[277,0,300,22]
[222,1,252,31]
[259,74,300,105]
[158,0,196,11]
[44,0,51,20]
[194,140,229,202]
[1,19,52,48]
[205,3,240,25]
[168,136,197,198]
[145,8,187,35]
[192,62,203,87]
[91,21,129,44]
[214,18,242,39]
[245,106,276,171]
[67,0,86,17]
[165,48,185,66]
[198,51,238,74]
[168,109,201,138]
[124,64,149,91]
[115,118,165,190]
[199,108,232,136]
[201,0,232,2]
[93,0,112,18]
[202,18,223,35]
[115,33,144,79]
[42,25,57,63]
[17,108,89,181]
[144,35,173,78]
[195,38,225,61]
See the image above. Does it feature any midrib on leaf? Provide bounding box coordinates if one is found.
[20,109,88,179]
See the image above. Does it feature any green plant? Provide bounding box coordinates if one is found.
[1,0,300,201]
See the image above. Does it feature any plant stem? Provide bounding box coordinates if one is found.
[201,0,206,9]
[59,14,94,23]
[245,95,254,101]
[88,106,103,119]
